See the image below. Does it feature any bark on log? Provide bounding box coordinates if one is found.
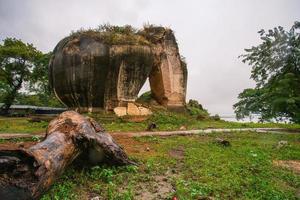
[0,111,134,200]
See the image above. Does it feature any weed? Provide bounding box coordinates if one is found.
[31,135,40,142]
[89,166,115,183]
[41,180,77,200]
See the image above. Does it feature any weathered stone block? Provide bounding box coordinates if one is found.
[127,103,140,116]
[138,106,152,116]
[49,26,187,112]
[113,107,127,117]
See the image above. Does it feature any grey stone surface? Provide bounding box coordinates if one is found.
[49,26,187,112]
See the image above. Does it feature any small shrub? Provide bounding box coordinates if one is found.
[187,99,204,110]
[137,91,153,103]
[186,99,209,119]
[31,135,40,142]
[89,166,115,183]
[196,114,207,120]
[123,165,139,173]
[210,114,221,121]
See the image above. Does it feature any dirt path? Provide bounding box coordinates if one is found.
[0,128,298,140]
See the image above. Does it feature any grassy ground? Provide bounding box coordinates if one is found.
[0,111,299,134]
[3,131,298,199]
[0,117,48,133]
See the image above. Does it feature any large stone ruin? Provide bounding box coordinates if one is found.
[49,25,187,112]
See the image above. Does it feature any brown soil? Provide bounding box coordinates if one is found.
[0,135,156,158]
[169,146,185,159]
[273,160,300,174]
[134,174,175,200]
[112,134,157,158]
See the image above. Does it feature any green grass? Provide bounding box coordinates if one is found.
[0,117,48,133]
[96,111,300,132]
[0,111,299,134]
[35,131,300,199]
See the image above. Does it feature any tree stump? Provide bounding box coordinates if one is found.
[0,111,134,200]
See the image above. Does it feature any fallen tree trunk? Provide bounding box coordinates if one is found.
[0,111,134,200]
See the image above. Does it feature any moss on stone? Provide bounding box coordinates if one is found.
[67,24,176,46]
[68,24,151,46]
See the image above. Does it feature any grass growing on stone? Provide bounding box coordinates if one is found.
[33,131,300,199]
[0,111,299,134]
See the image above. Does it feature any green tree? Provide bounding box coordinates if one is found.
[0,38,63,113]
[234,22,300,123]
[0,38,43,114]
[28,52,63,107]
[30,52,52,95]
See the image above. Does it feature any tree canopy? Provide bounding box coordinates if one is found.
[0,38,62,114]
[234,22,300,123]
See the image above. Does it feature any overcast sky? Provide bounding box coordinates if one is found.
[0,0,299,114]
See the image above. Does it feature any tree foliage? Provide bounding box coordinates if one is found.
[0,38,43,114]
[0,38,62,114]
[26,52,63,107]
[30,52,52,94]
[234,22,300,123]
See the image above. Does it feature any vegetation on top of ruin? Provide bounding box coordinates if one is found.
[69,24,150,46]
[69,24,159,46]
[67,24,176,46]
